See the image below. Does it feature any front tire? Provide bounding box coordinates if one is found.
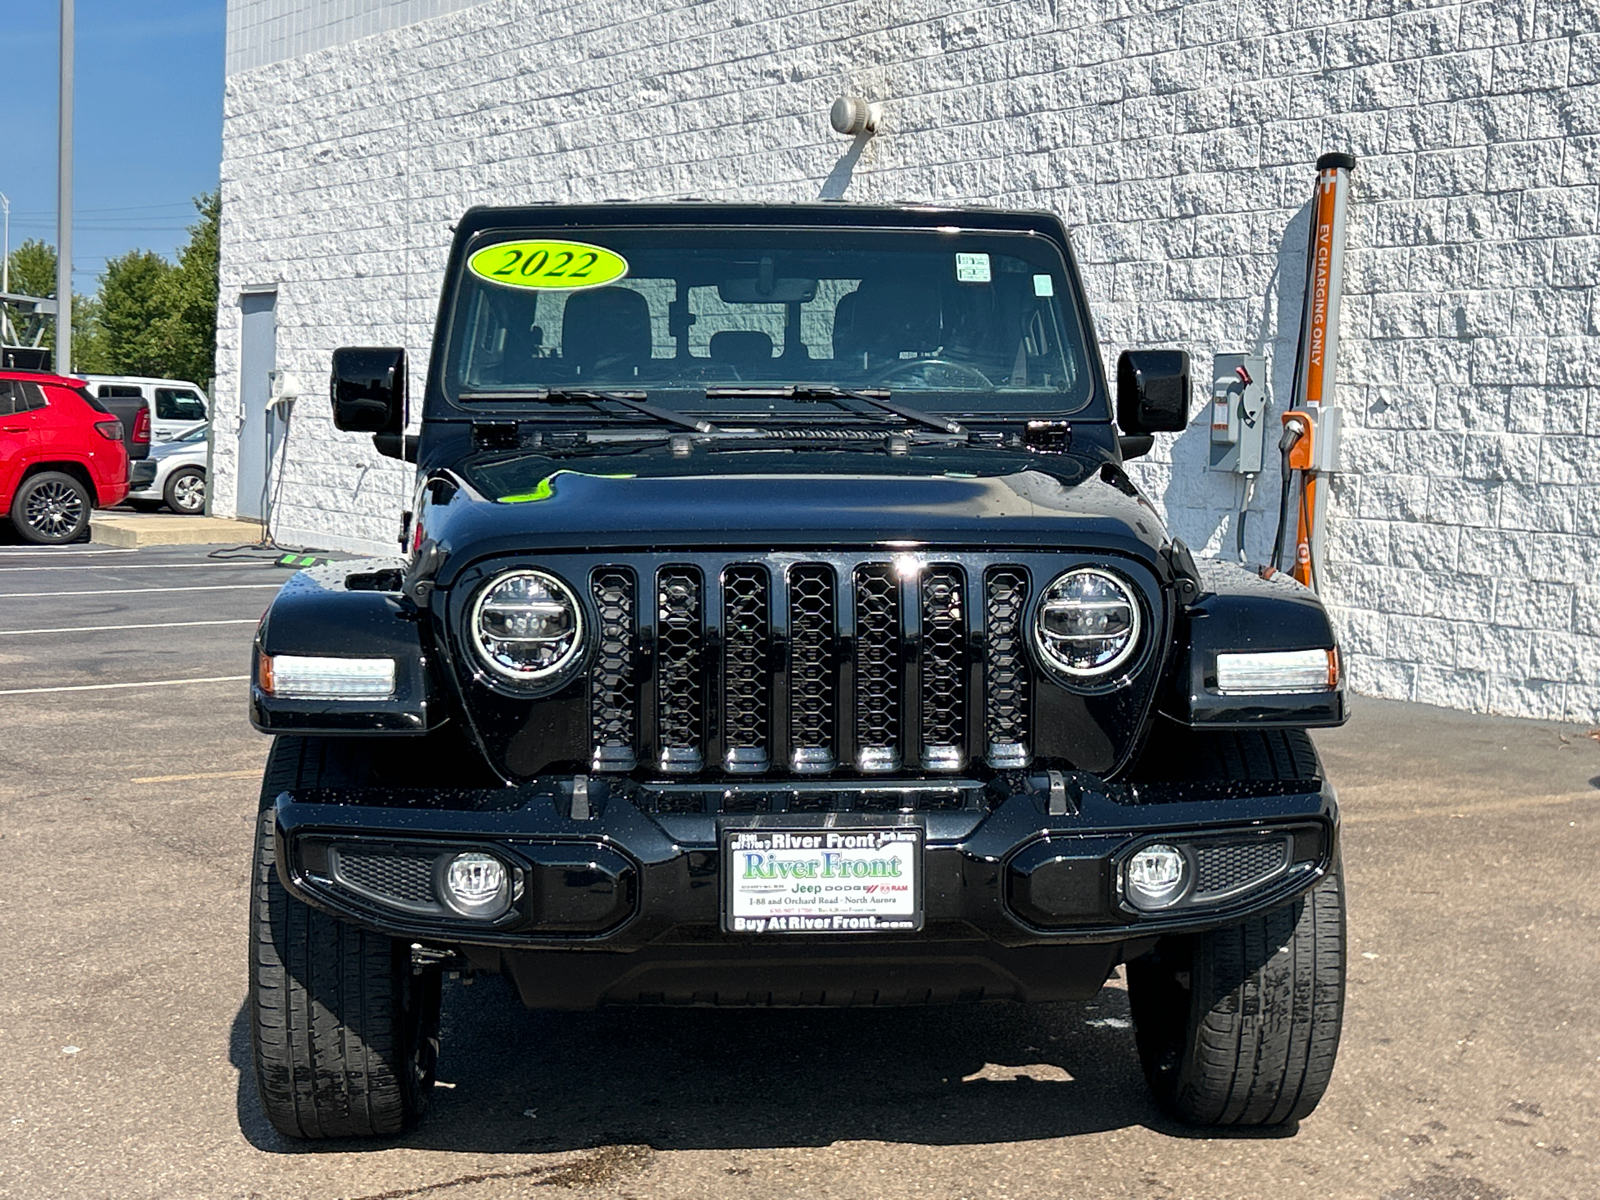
[11,471,90,544]
[249,736,441,1139]
[1125,729,1346,1127]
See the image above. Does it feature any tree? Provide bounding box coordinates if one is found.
[156,191,219,389]
[6,238,57,297]
[2,238,100,361]
[94,250,173,376]
[3,191,219,382]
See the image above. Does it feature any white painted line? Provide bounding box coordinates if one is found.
[0,674,249,697]
[0,583,283,598]
[0,548,137,557]
[130,768,261,784]
[1,562,281,572]
[0,618,260,637]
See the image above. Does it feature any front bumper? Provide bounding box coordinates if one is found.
[128,460,158,491]
[272,773,1337,1008]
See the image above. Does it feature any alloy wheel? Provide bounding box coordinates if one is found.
[24,480,85,539]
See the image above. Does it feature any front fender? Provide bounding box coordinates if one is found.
[250,559,446,735]
[1163,559,1347,729]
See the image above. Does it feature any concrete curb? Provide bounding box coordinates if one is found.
[91,513,266,548]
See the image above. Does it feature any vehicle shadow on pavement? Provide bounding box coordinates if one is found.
[230,978,1297,1152]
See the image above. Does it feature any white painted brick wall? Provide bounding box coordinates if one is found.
[218,0,1600,724]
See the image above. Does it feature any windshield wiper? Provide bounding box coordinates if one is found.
[705,384,968,438]
[459,388,722,434]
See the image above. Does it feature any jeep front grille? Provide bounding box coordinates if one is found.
[919,566,967,770]
[787,564,837,773]
[853,564,901,772]
[722,565,771,774]
[983,567,1031,769]
[590,568,638,771]
[586,556,1033,778]
[655,567,705,773]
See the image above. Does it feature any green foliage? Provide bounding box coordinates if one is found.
[94,250,174,376]
[6,238,58,297]
[2,192,220,386]
[156,191,220,389]
[2,238,99,359]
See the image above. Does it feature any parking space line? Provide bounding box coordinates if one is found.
[129,769,261,784]
[0,675,250,697]
[0,548,137,557]
[0,619,261,637]
[0,584,283,598]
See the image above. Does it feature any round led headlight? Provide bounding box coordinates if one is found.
[470,569,584,685]
[1033,566,1142,679]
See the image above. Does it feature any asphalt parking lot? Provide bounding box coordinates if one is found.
[0,541,1596,1200]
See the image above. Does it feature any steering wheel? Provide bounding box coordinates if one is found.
[870,357,994,391]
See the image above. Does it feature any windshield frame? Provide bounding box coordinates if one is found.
[426,208,1111,428]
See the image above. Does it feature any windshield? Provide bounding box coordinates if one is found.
[443,226,1097,417]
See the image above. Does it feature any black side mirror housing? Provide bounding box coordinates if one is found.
[331,347,406,435]
[1116,349,1191,435]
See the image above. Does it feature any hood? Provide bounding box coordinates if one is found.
[421,446,1169,585]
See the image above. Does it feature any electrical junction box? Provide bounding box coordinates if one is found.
[1207,353,1267,474]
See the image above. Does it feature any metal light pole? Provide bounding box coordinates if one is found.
[56,0,74,375]
[1,190,11,346]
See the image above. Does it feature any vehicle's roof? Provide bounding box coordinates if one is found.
[0,369,85,388]
[80,374,206,389]
[455,200,1070,239]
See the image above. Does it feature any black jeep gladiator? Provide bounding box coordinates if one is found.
[248,202,1347,1138]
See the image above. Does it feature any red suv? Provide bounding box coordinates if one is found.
[1,371,132,544]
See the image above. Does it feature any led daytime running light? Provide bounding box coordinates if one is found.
[1215,648,1337,695]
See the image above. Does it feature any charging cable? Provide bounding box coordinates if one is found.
[1270,421,1304,574]
[1235,472,1257,564]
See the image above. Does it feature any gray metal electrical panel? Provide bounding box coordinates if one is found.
[1207,353,1268,474]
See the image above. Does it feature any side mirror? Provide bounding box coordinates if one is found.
[331,347,405,434]
[1116,349,1190,434]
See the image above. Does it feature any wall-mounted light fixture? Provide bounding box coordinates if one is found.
[830,96,881,137]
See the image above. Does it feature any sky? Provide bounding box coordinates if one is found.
[1,0,224,296]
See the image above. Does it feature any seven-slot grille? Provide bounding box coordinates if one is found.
[585,558,1032,776]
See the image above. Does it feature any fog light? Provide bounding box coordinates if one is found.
[442,852,510,918]
[1125,844,1187,911]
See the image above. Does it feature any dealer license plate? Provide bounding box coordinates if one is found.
[723,827,923,934]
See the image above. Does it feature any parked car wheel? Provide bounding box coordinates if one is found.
[164,466,206,515]
[1126,731,1346,1127]
[10,471,91,544]
[250,736,441,1139]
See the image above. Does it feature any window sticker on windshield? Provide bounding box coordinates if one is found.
[955,252,991,283]
[467,240,629,291]
[1033,274,1054,297]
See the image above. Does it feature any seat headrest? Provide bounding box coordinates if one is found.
[708,330,774,368]
[562,288,652,378]
[833,278,943,366]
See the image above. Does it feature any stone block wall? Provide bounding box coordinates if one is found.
[218,0,1600,723]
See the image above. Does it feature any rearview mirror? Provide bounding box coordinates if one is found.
[1116,349,1190,434]
[331,347,405,434]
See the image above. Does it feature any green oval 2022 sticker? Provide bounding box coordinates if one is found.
[467,240,629,290]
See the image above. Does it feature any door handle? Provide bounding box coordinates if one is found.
[1,425,27,433]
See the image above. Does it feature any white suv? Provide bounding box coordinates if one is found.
[81,375,209,443]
